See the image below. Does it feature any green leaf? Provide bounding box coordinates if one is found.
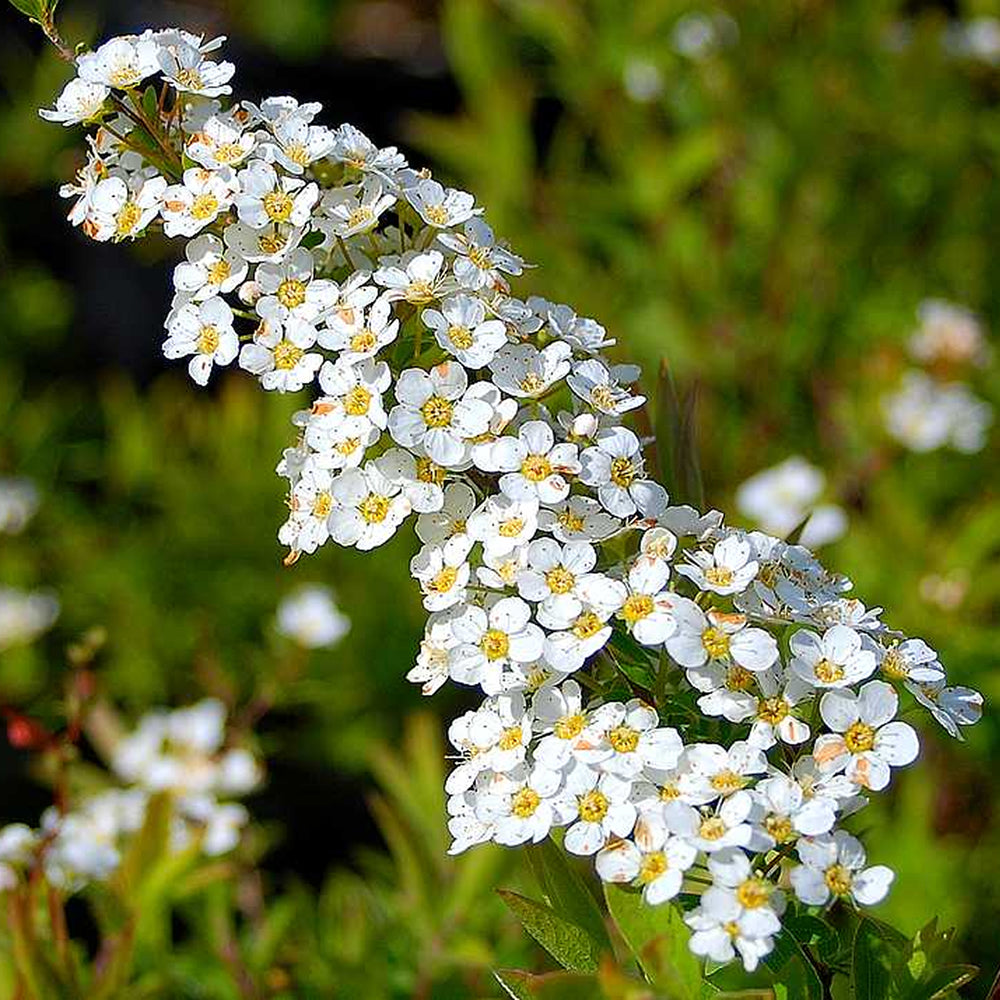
[498,889,605,973]
[141,84,159,120]
[495,969,605,1000]
[524,840,611,951]
[786,914,838,957]
[762,925,823,1000]
[603,884,701,999]
[654,362,704,508]
[852,918,900,1000]
[5,0,46,21]
[906,965,978,1000]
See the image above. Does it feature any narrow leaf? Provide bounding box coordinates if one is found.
[852,918,900,1000]
[498,890,605,973]
[908,965,978,1000]
[495,968,605,999]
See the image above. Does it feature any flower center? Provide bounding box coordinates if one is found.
[710,769,747,795]
[699,816,727,841]
[420,395,454,428]
[468,245,491,269]
[735,878,771,909]
[520,454,552,482]
[428,566,458,593]
[511,787,541,818]
[577,789,609,824]
[590,385,617,411]
[498,517,524,538]
[347,206,374,230]
[258,232,287,256]
[447,325,474,350]
[481,629,510,661]
[277,278,307,309]
[174,66,204,90]
[637,851,668,884]
[115,200,142,237]
[881,647,907,680]
[545,567,576,595]
[357,492,391,524]
[702,626,731,659]
[724,921,741,939]
[311,491,333,518]
[844,721,876,753]
[498,726,523,751]
[622,594,654,624]
[349,329,377,354]
[519,373,546,395]
[814,658,845,684]
[704,566,734,588]
[572,611,604,640]
[343,386,372,416]
[273,340,304,370]
[415,457,445,484]
[214,142,246,164]
[190,193,219,221]
[335,437,361,456]
[609,457,636,488]
[725,665,755,691]
[405,280,434,304]
[425,204,449,226]
[557,510,585,534]
[757,697,789,725]
[764,814,795,844]
[263,190,294,223]
[554,713,585,740]
[207,259,231,285]
[607,725,640,754]
[285,143,310,166]
[824,863,853,896]
[109,64,141,88]
[197,324,220,354]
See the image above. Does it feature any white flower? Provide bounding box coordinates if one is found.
[411,535,474,611]
[447,789,493,854]
[533,299,615,354]
[39,78,109,126]
[158,39,235,97]
[554,763,636,856]
[239,315,323,392]
[323,177,396,237]
[680,742,767,805]
[467,494,539,557]
[275,585,350,648]
[186,114,256,169]
[517,538,599,622]
[445,693,533,793]
[422,293,509,368]
[883,370,992,454]
[259,109,335,174]
[543,598,617,673]
[906,679,983,740]
[743,670,812,749]
[172,234,247,300]
[567,358,645,416]
[479,765,562,846]
[87,172,167,242]
[319,294,398,363]
[577,700,683,779]
[256,247,340,322]
[374,250,450,304]
[448,597,545,694]
[77,36,160,90]
[532,679,589,770]
[437,218,524,290]
[279,466,338,554]
[579,427,667,518]
[406,178,478,228]
[790,831,894,908]
[327,463,412,550]
[224,219,304,263]
[666,790,755,853]
[0,588,59,652]
[749,774,836,851]
[477,543,530,591]
[612,556,676,646]
[329,123,408,178]
[490,421,581,504]
[407,611,463,696]
[162,296,238,385]
[0,824,38,889]
[814,680,919,791]
[909,299,991,368]
[686,848,783,972]
[666,596,777,672]
[677,533,758,595]
[537,495,620,543]
[789,624,877,689]
[489,341,573,399]
[877,638,945,684]
[417,482,476,545]
[389,362,495,468]
[235,160,318,229]
[595,818,697,904]
[735,456,825,537]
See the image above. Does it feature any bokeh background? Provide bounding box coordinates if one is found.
[1,0,999,995]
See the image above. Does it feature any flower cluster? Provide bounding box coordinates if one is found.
[883,299,993,454]
[40,32,985,971]
[0,699,260,893]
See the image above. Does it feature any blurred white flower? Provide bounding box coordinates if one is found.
[0,587,59,651]
[909,299,991,369]
[0,477,39,534]
[276,584,351,648]
[883,370,992,453]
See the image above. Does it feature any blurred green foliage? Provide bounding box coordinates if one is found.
[2,0,1000,995]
